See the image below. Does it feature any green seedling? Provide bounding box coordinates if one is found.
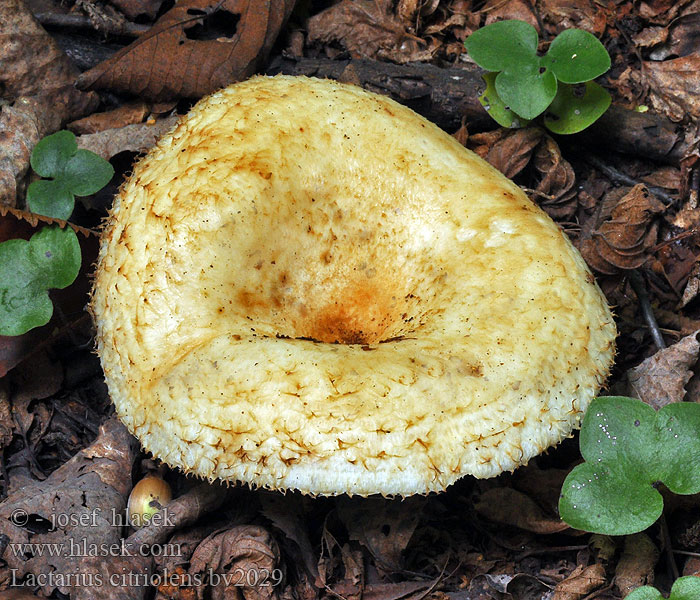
[0,226,81,336]
[0,130,112,336]
[559,397,700,536]
[27,130,113,220]
[465,20,611,133]
[626,576,700,600]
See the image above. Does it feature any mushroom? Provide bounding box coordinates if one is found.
[92,75,616,496]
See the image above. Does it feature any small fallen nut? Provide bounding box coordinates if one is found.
[127,475,172,528]
[92,75,616,496]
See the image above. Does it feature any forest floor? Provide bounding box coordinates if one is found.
[1,1,700,599]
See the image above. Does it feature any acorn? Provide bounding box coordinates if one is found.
[126,475,172,528]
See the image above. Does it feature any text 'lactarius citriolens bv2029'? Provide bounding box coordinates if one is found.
[92,75,616,496]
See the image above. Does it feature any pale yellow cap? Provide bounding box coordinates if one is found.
[92,75,616,496]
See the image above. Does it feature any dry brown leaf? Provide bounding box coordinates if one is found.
[647,12,700,59]
[73,482,227,600]
[512,463,570,515]
[480,572,552,599]
[76,116,179,161]
[108,0,164,20]
[0,382,13,450]
[0,0,79,100]
[483,0,537,29]
[578,184,665,274]
[336,496,424,572]
[474,487,569,534]
[540,0,606,35]
[189,525,282,600]
[644,53,700,121]
[307,0,423,64]
[77,0,296,101]
[68,101,151,135]
[614,533,659,597]
[0,418,138,597]
[259,494,320,586]
[627,330,700,409]
[330,581,432,600]
[553,564,606,600]
[681,257,700,307]
[467,128,545,179]
[531,135,577,220]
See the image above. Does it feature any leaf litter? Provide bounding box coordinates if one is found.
[2,0,700,599]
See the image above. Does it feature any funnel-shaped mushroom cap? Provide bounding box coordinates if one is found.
[93,75,616,496]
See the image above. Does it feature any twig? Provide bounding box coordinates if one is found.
[584,154,677,205]
[629,270,666,350]
[33,11,150,37]
[673,550,700,558]
[580,582,614,600]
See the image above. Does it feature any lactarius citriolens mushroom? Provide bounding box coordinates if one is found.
[92,75,616,496]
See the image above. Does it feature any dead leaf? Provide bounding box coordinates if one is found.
[329,581,432,600]
[553,564,606,600]
[68,102,151,135]
[644,53,700,121]
[0,382,13,451]
[614,533,659,597]
[307,0,424,64]
[0,418,138,597]
[578,184,665,274]
[0,0,80,100]
[189,525,282,600]
[648,12,700,60]
[627,330,700,409]
[540,0,606,35]
[77,0,296,101]
[78,483,226,600]
[336,496,424,573]
[108,0,164,20]
[467,128,545,179]
[474,487,569,534]
[589,534,618,564]
[680,257,700,308]
[259,493,320,586]
[483,0,538,29]
[479,573,552,599]
[76,116,179,161]
[531,135,577,220]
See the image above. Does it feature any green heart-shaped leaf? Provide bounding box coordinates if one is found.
[653,403,700,494]
[542,28,610,84]
[496,61,557,120]
[478,72,532,128]
[30,130,78,179]
[559,462,664,536]
[464,19,539,72]
[626,576,700,600]
[544,82,611,134]
[670,577,700,600]
[28,130,114,220]
[625,587,664,600]
[0,226,81,336]
[61,149,114,196]
[27,179,75,220]
[559,397,700,535]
